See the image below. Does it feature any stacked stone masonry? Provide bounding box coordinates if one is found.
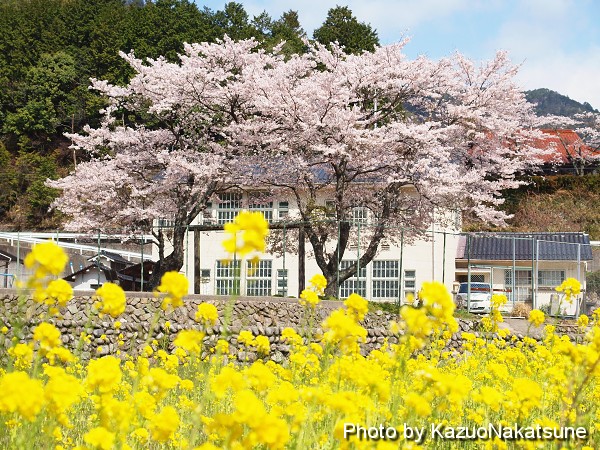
[0,291,576,362]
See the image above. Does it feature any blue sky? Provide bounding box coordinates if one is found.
[195,0,600,109]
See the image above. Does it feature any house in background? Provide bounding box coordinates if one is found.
[535,129,599,175]
[157,190,461,301]
[456,232,593,315]
[63,263,117,291]
[88,250,133,272]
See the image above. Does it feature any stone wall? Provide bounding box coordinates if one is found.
[0,290,515,362]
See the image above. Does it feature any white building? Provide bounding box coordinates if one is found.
[156,189,461,302]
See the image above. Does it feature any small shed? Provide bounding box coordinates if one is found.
[63,263,117,291]
[117,260,155,291]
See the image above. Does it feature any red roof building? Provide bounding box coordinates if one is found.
[534,129,599,174]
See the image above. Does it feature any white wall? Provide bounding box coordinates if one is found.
[155,190,461,300]
[68,268,109,291]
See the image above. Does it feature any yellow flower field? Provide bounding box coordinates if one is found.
[0,214,599,449]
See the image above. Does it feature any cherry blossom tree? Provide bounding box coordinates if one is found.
[51,36,549,295]
[49,37,279,288]
[226,41,547,296]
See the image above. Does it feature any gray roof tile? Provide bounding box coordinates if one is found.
[460,232,592,261]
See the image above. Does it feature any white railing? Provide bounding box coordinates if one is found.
[0,232,153,261]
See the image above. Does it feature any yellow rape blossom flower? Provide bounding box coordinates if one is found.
[195,302,218,325]
[150,406,180,443]
[577,314,589,330]
[299,288,320,308]
[174,330,205,355]
[281,327,303,346]
[95,282,126,318]
[255,335,271,355]
[344,293,369,321]
[45,279,73,307]
[555,277,581,303]
[528,309,545,328]
[24,241,68,279]
[215,339,229,354]
[83,427,115,450]
[238,330,255,346]
[86,356,122,393]
[157,271,188,311]
[309,274,327,294]
[491,293,508,308]
[33,322,62,354]
[0,371,45,421]
[8,343,34,370]
[222,210,269,256]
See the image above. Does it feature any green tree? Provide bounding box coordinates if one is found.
[11,151,60,226]
[212,2,261,41]
[0,143,17,216]
[313,6,379,54]
[3,52,80,149]
[268,10,307,56]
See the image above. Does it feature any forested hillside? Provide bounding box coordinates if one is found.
[464,175,600,240]
[0,0,597,237]
[0,0,377,228]
[525,88,597,117]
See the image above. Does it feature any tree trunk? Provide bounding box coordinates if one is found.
[146,224,186,290]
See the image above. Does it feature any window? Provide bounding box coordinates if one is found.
[246,260,272,296]
[248,192,273,223]
[504,269,532,302]
[504,269,532,286]
[157,217,175,228]
[538,270,565,287]
[325,200,336,219]
[215,260,240,295]
[217,192,242,224]
[277,269,288,296]
[372,260,399,299]
[201,203,214,225]
[278,201,289,219]
[339,260,367,298]
[351,206,368,225]
[403,269,416,301]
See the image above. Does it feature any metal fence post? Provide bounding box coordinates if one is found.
[467,233,471,313]
[442,231,447,285]
[577,243,581,316]
[531,237,535,309]
[140,233,144,292]
[282,224,287,297]
[512,236,516,306]
[16,231,21,281]
[357,221,361,296]
[336,219,340,298]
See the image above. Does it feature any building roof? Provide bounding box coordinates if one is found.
[87,250,131,265]
[457,232,593,261]
[117,260,155,283]
[534,129,598,164]
[63,263,116,282]
[0,250,24,264]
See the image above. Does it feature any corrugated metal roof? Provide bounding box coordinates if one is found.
[459,232,593,261]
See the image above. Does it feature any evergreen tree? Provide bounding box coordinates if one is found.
[313,6,379,54]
